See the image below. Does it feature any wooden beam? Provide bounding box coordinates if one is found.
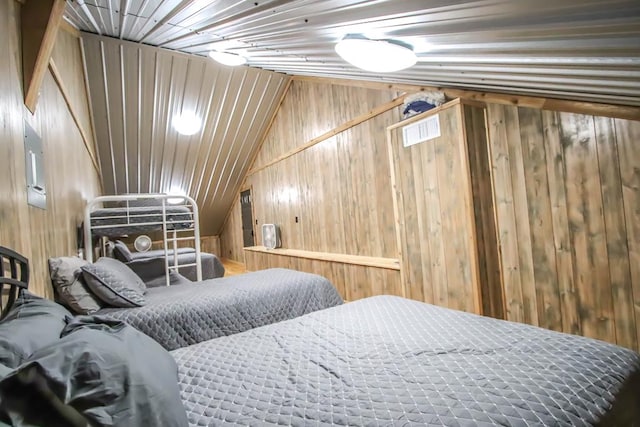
[49,59,103,181]
[246,93,406,176]
[21,0,66,113]
[292,75,640,121]
[243,246,401,271]
[60,18,81,38]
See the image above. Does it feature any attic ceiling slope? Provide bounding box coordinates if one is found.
[81,33,289,236]
[65,0,640,107]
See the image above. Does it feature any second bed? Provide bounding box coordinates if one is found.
[95,268,343,350]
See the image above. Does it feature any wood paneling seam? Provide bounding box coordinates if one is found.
[48,59,102,178]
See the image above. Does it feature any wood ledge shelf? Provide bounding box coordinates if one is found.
[243,246,400,271]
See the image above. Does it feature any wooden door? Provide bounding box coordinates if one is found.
[240,189,255,247]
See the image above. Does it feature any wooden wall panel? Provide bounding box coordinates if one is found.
[221,79,400,302]
[488,103,640,351]
[218,45,640,353]
[464,104,504,319]
[222,79,400,261]
[388,101,488,314]
[252,81,399,171]
[50,28,98,165]
[0,0,31,261]
[541,110,580,335]
[616,118,640,350]
[220,195,245,262]
[0,0,101,298]
[519,108,562,332]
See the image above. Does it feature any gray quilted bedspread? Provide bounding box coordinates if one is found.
[172,295,640,426]
[96,268,343,350]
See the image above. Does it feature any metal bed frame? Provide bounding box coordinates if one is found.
[84,194,202,286]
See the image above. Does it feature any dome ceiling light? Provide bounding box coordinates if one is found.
[208,50,247,66]
[172,111,202,136]
[167,187,187,205]
[335,35,417,73]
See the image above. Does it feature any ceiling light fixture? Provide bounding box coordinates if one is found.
[335,35,417,73]
[173,111,202,136]
[208,50,247,66]
[167,187,187,205]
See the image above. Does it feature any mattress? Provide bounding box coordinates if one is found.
[89,206,193,237]
[173,295,640,426]
[96,268,343,350]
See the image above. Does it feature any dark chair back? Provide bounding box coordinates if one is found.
[0,246,29,319]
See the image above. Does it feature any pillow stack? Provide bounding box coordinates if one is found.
[48,256,147,314]
[0,295,188,427]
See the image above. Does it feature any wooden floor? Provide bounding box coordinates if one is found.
[222,258,247,276]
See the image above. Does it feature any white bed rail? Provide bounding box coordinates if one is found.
[84,194,202,285]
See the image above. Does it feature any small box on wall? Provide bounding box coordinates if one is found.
[24,120,46,210]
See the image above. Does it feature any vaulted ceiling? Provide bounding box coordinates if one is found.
[66,0,640,106]
[81,34,289,235]
[67,0,640,235]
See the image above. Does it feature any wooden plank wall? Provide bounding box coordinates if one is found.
[218,56,640,352]
[463,104,504,319]
[220,80,402,300]
[487,103,640,351]
[387,101,483,314]
[0,0,101,298]
[220,199,244,262]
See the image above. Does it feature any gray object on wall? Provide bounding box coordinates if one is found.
[24,121,46,210]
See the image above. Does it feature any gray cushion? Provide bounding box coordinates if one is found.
[0,294,71,368]
[113,240,132,262]
[48,256,102,314]
[81,258,146,308]
[0,316,189,427]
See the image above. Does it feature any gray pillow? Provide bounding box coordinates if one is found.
[0,294,72,368]
[81,258,146,308]
[0,316,189,427]
[113,240,132,262]
[48,256,102,314]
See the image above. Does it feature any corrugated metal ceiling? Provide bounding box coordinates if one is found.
[82,33,289,235]
[66,0,640,106]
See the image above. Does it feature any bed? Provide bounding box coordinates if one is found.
[94,268,344,350]
[113,241,225,281]
[0,249,640,427]
[172,295,640,426]
[1,254,639,426]
[84,194,204,285]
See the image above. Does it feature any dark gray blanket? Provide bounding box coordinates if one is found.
[172,295,640,426]
[96,268,343,350]
[126,252,225,282]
